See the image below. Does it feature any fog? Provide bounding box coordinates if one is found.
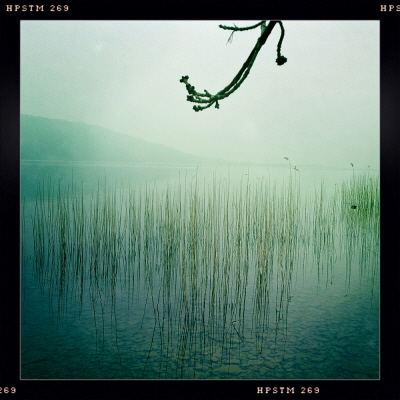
[21,20,379,168]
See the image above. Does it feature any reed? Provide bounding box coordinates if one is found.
[23,168,379,378]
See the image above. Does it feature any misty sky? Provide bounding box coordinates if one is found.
[21,20,379,168]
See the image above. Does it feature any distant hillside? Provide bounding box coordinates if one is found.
[20,115,218,165]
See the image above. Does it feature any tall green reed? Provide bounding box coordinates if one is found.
[23,168,379,377]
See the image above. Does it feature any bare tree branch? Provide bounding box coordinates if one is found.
[180,20,287,112]
[219,21,265,31]
[220,20,266,44]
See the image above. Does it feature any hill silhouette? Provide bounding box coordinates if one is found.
[20,115,218,165]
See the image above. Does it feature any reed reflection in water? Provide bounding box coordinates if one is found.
[21,171,379,379]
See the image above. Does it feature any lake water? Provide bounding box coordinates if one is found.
[20,161,379,379]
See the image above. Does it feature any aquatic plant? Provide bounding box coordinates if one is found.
[22,168,379,378]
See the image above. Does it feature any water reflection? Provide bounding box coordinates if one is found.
[21,167,379,379]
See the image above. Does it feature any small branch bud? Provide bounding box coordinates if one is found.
[276,55,287,66]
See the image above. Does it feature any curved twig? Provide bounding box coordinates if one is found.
[219,20,266,32]
[180,20,287,111]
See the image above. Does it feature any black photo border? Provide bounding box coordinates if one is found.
[0,1,399,399]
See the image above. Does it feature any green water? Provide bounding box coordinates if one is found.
[21,162,379,379]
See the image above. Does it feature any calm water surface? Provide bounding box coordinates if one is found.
[21,161,379,379]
